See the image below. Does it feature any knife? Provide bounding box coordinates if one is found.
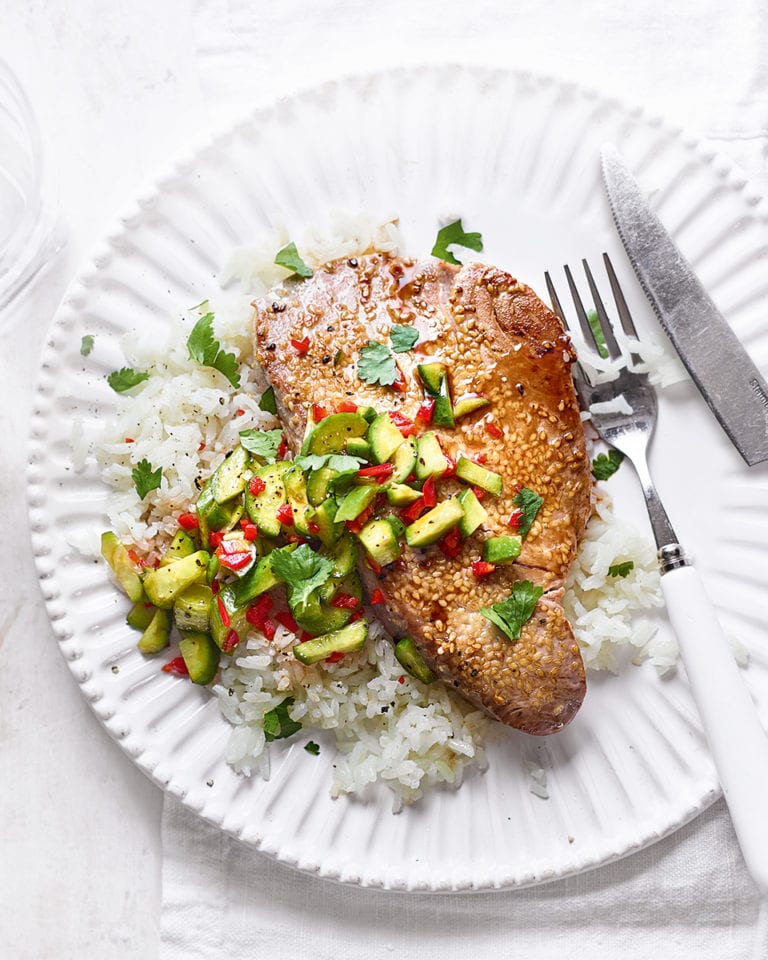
[601,144,768,466]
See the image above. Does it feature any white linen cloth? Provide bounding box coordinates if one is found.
[160,3,768,958]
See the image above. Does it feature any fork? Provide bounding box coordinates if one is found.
[546,254,768,895]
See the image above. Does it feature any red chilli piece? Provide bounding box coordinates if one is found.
[300,631,315,643]
[442,454,457,479]
[400,497,427,525]
[236,408,245,417]
[349,610,365,623]
[276,610,300,634]
[223,629,240,653]
[485,421,503,439]
[125,437,134,444]
[178,512,199,532]
[366,555,383,576]
[246,595,273,627]
[345,501,375,535]
[286,534,310,545]
[249,476,266,496]
[276,503,294,526]
[422,476,437,508]
[277,437,289,460]
[198,442,206,452]
[290,336,310,354]
[370,588,386,605]
[336,400,358,413]
[209,531,224,549]
[472,560,496,578]
[262,617,276,642]
[473,452,487,465]
[241,521,259,541]
[162,657,188,677]
[127,548,141,566]
[325,651,345,664]
[508,508,523,530]
[357,463,394,482]
[331,593,360,610]
[308,520,321,536]
[398,675,405,684]
[210,578,220,595]
[312,403,328,422]
[438,526,462,560]
[472,486,487,501]
[415,398,435,425]
[392,367,407,392]
[389,410,417,437]
[216,595,231,628]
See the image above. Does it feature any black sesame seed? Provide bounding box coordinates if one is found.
[348,258,358,268]
[272,302,286,313]
[516,383,525,395]
[266,343,276,351]
[322,355,331,364]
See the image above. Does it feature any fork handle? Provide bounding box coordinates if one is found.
[661,562,768,893]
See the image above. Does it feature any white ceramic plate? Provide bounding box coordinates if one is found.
[28,65,768,891]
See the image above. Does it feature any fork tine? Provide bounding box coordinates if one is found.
[582,259,621,360]
[546,270,593,397]
[544,270,565,323]
[564,264,601,353]
[603,253,640,339]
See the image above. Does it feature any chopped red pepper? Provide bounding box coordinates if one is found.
[198,442,206,452]
[276,610,300,633]
[325,651,345,664]
[472,486,487,501]
[485,421,503,439]
[508,508,523,530]
[300,631,316,643]
[438,525,462,560]
[236,408,245,417]
[217,549,253,572]
[336,400,358,413]
[210,578,220,594]
[178,512,199,531]
[216,595,231,627]
[312,403,328,422]
[276,503,294,526]
[345,501,375,535]
[240,521,259,541]
[398,675,405,684]
[357,463,394,481]
[162,657,188,676]
[472,560,496,578]
[290,336,310,354]
[392,367,407,392]
[223,629,240,653]
[307,520,321,535]
[366,555,383,575]
[370,588,386,605]
[442,455,457,478]
[249,476,266,496]
[473,453,487,465]
[415,398,435,424]
[389,410,417,437]
[127,548,141,566]
[209,531,224,549]
[277,437,288,460]
[400,497,427,524]
[422,476,437,508]
[262,617,276,641]
[350,609,365,622]
[285,534,310,545]
[246,595,272,627]
[125,437,134,444]
[332,593,360,609]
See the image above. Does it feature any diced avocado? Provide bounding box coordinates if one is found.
[307,413,369,455]
[173,583,213,633]
[313,498,344,547]
[233,543,298,606]
[346,437,372,461]
[306,466,336,506]
[318,568,362,605]
[101,532,145,603]
[359,406,377,423]
[390,436,417,483]
[245,462,289,538]
[394,637,435,684]
[178,631,220,685]
[137,607,171,655]
[482,535,522,564]
[126,601,155,632]
[386,482,423,506]
[320,535,357,580]
[210,584,248,651]
[284,466,316,535]
[452,394,490,419]
[457,488,489,538]
[211,444,250,504]
[159,529,196,566]
[455,456,503,496]
[197,477,243,546]
[414,432,449,480]
[404,498,464,548]
[334,484,377,522]
[293,619,368,665]
[142,550,210,609]
[416,362,446,395]
[367,413,405,464]
[291,592,352,635]
[356,518,402,566]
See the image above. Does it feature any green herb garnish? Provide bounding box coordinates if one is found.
[132,458,162,500]
[512,487,543,539]
[259,385,277,415]
[107,367,149,393]
[586,310,609,359]
[390,324,419,353]
[304,741,320,756]
[592,450,624,481]
[186,312,240,388]
[357,341,397,386]
[481,581,543,642]
[263,697,302,742]
[431,219,483,265]
[274,242,312,278]
[608,561,634,578]
[270,543,334,608]
[80,335,94,357]
[239,428,283,461]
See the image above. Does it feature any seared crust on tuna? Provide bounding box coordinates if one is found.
[253,254,592,735]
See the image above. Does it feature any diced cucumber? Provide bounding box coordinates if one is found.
[394,637,435,683]
[178,631,220,685]
[233,543,298,606]
[432,395,454,428]
[386,482,423,506]
[245,462,289,538]
[359,406,377,423]
[210,584,247,651]
[137,607,171,655]
[197,477,243,546]
[414,432,448,480]
[126,600,155,632]
[367,413,405,464]
[306,466,336,506]
[299,403,316,455]
[457,488,489,537]
[173,583,213,633]
[159,529,196,566]
[206,554,220,585]
[291,593,352,635]
[320,535,357,580]
[293,619,368,665]
[346,437,372,461]
[101,532,144,603]
[307,413,369,455]
[318,569,362,605]
[455,456,503,496]
[482,535,522,564]
[452,394,490,419]
[356,518,402,566]
[418,362,454,427]
[142,551,210,609]
[211,444,250,504]
[404,499,464,548]
[390,436,417,483]
[417,362,446,395]
[386,515,406,539]
[313,498,344,547]
[334,484,377,522]
[283,466,316,535]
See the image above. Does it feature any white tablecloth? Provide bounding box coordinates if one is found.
[3,1,768,957]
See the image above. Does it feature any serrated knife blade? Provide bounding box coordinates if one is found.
[601,144,768,466]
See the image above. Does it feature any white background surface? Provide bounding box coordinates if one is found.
[2,2,767,958]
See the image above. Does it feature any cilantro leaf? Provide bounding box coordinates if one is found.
[80,335,94,356]
[132,458,162,500]
[274,242,312,278]
[512,487,544,539]
[270,543,334,608]
[107,367,149,393]
[263,697,302,742]
[358,341,397,386]
[259,385,277,415]
[239,428,284,461]
[294,453,365,474]
[592,450,624,481]
[186,312,241,388]
[481,581,543,642]
[586,310,609,359]
[431,219,484,265]
[304,741,320,756]
[608,561,634,578]
[390,324,419,353]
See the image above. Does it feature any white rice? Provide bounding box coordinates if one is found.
[77,215,668,809]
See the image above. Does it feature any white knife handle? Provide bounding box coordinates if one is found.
[661,564,768,893]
